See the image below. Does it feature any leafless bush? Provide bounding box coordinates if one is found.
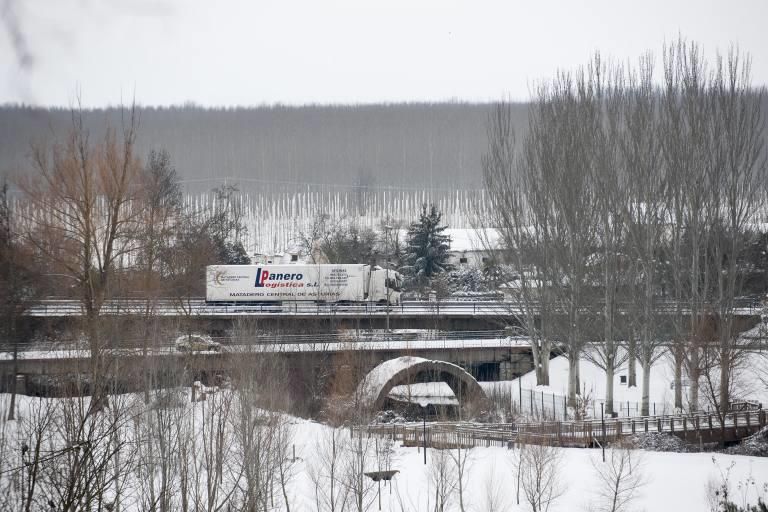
[342,428,378,512]
[590,445,645,512]
[132,388,187,511]
[3,396,56,511]
[232,393,280,511]
[191,388,240,511]
[514,443,565,512]
[307,427,350,512]
[39,394,136,511]
[429,448,457,512]
[480,460,510,512]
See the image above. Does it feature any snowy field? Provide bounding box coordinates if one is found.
[3,330,768,510]
[1,391,768,511]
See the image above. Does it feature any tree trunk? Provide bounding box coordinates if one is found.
[531,336,543,386]
[673,348,683,411]
[688,348,700,412]
[627,337,637,388]
[605,363,615,417]
[539,340,551,387]
[567,355,580,407]
[7,316,17,420]
[719,346,730,413]
[7,355,17,421]
[142,308,151,404]
[641,357,651,416]
[457,445,466,512]
[87,312,109,412]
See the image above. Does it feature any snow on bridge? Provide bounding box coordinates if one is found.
[357,356,489,410]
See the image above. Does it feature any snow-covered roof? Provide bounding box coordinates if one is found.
[444,228,501,253]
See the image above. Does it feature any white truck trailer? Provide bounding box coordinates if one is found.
[206,264,402,304]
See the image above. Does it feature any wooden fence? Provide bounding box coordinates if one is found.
[362,409,767,450]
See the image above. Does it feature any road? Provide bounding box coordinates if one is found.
[0,330,528,359]
[25,298,765,318]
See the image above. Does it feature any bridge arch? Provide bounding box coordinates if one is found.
[357,356,489,411]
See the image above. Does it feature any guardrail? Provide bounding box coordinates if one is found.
[0,330,529,355]
[26,299,517,317]
[26,297,765,317]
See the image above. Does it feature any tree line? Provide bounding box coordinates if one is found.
[0,102,514,193]
[482,39,767,419]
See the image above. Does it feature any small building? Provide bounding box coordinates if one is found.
[445,228,502,268]
[251,244,304,264]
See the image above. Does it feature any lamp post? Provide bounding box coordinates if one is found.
[419,401,428,465]
[601,402,606,462]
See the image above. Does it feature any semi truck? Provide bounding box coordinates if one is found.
[206,264,403,304]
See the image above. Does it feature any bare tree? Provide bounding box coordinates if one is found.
[707,47,766,414]
[619,53,669,416]
[297,212,332,264]
[231,368,291,511]
[535,69,600,407]
[22,100,144,411]
[8,395,56,511]
[136,148,182,402]
[342,428,377,512]
[275,416,297,512]
[0,177,40,420]
[660,39,767,413]
[584,54,629,417]
[479,461,510,512]
[661,38,716,412]
[449,438,472,512]
[38,393,137,511]
[192,387,240,512]
[590,446,645,512]
[320,219,378,265]
[514,443,565,512]
[308,427,350,512]
[428,448,457,512]
[480,100,553,386]
[132,389,186,512]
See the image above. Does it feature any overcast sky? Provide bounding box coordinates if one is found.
[2,0,766,107]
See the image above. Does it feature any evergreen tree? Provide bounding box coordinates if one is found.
[402,204,452,285]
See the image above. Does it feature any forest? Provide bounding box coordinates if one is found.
[0,102,527,194]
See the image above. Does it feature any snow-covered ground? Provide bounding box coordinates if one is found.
[4,327,768,510]
[390,355,679,416]
[2,392,767,511]
[380,443,768,512]
[393,341,768,417]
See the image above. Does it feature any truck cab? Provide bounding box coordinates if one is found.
[368,266,403,305]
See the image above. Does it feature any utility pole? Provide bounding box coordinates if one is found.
[384,225,392,332]
[422,404,427,465]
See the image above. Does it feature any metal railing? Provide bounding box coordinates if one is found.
[0,330,527,355]
[25,297,766,317]
[363,408,768,449]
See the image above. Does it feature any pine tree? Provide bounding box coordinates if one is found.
[402,204,452,286]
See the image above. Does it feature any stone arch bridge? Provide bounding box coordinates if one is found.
[356,356,490,411]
